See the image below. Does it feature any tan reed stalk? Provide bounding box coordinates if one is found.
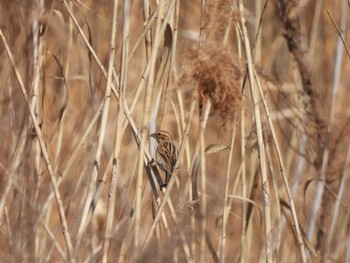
[238,1,272,262]
[0,27,75,263]
[199,101,211,263]
[253,67,307,262]
[175,88,191,169]
[100,0,120,261]
[234,20,248,263]
[253,0,262,63]
[31,23,44,205]
[325,8,350,58]
[220,117,237,262]
[142,0,152,61]
[128,8,157,62]
[174,74,194,257]
[134,0,168,257]
[31,16,46,259]
[173,99,192,209]
[265,138,282,258]
[240,103,248,263]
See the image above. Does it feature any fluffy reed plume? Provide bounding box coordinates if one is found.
[203,0,239,41]
[181,44,242,126]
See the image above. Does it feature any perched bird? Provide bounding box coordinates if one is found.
[150,130,178,187]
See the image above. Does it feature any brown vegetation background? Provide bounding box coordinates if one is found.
[0,0,349,262]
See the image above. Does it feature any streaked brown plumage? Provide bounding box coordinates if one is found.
[150,130,178,187]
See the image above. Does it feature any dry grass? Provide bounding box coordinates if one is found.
[0,0,349,262]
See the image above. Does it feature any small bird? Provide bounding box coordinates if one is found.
[150,130,179,188]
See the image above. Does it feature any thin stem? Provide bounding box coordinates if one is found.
[238,1,272,262]
[220,119,237,262]
[101,0,120,261]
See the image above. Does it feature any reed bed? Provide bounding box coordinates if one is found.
[0,0,349,262]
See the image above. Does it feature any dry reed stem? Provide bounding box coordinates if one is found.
[254,67,307,262]
[172,0,192,175]
[234,22,248,263]
[142,0,152,60]
[0,27,75,263]
[238,1,272,262]
[325,7,350,59]
[265,136,282,258]
[199,101,211,263]
[100,0,120,261]
[31,13,44,223]
[220,118,237,262]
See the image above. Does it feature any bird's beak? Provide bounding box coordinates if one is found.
[150,133,156,139]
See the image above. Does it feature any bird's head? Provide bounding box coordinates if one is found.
[150,130,172,143]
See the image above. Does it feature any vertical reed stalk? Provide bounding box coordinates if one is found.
[101,0,120,261]
[238,1,272,262]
